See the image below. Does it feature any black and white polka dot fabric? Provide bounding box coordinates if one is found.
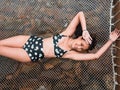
[53,34,68,58]
[23,36,44,62]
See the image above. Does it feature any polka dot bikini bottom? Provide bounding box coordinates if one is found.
[23,36,44,62]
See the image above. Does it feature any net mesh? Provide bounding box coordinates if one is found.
[0,0,114,90]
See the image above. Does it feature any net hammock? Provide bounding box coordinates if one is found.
[0,0,120,90]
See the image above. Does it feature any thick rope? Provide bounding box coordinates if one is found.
[110,0,120,89]
[110,0,116,90]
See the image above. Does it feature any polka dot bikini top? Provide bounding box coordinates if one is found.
[53,34,68,58]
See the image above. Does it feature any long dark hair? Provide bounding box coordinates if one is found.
[74,23,82,38]
[74,23,97,50]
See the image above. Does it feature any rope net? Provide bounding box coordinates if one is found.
[110,0,120,90]
[0,0,114,90]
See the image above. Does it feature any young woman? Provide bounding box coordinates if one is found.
[0,12,119,62]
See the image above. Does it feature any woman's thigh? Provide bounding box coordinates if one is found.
[0,35,30,48]
[0,46,31,62]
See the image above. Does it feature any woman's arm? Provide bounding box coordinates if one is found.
[63,29,120,61]
[61,11,92,44]
[96,29,120,58]
[61,11,87,36]
[64,40,113,61]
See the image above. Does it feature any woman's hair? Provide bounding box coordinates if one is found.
[74,23,97,51]
[74,23,82,38]
[88,34,97,50]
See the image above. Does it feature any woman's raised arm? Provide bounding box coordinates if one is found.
[61,11,92,44]
[63,29,120,61]
[61,11,87,36]
[67,39,114,61]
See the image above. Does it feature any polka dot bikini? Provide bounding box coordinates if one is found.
[53,34,68,58]
[23,36,44,62]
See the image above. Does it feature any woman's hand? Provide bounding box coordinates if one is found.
[109,28,120,42]
[82,30,92,44]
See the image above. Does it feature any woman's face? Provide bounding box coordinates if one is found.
[72,36,90,52]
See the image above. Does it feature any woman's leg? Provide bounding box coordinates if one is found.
[0,35,31,62]
[0,46,31,62]
[0,35,30,48]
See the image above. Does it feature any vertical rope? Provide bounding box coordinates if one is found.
[110,0,116,90]
[110,0,120,89]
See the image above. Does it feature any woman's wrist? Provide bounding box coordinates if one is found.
[83,29,87,31]
[109,38,114,43]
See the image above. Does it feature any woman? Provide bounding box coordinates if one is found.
[0,12,119,62]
